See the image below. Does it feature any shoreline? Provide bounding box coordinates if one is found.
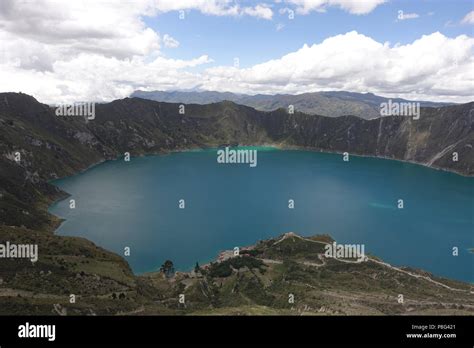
[45,146,474,282]
[47,144,474,190]
[271,144,474,178]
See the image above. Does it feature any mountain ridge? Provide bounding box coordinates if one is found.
[0,91,472,232]
[131,89,456,120]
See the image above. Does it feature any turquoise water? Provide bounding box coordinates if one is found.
[49,148,474,282]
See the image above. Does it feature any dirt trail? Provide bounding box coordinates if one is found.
[268,233,473,294]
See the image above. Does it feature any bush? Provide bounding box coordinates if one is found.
[207,256,266,278]
[208,262,232,278]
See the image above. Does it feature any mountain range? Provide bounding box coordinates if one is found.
[131,90,453,120]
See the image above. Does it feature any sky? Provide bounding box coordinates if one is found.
[0,0,473,104]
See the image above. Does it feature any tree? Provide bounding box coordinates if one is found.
[194,262,201,274]
[160,260,175,278]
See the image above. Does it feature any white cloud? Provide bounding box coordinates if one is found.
[201,31,474,103]
[0,0,272,64]
[0,0,270,103]
[0,1,472,104]
[0,52,213,103]
[0,0,161,61]
[2,30,473,104]
[461,10,474,24]
[152,0,273,19]
[284,0,386,15]
[163,34,180,48]
[242,4,273,20]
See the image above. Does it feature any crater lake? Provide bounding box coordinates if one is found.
[48,148,474,282]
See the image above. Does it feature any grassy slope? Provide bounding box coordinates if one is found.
[1,228,473,315]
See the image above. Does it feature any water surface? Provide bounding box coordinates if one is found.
[49,148,474,282]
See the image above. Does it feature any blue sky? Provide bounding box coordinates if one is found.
[0,0,472,103]
[149,0,474,68]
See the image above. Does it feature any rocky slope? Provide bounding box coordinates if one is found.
[0,92,472,231]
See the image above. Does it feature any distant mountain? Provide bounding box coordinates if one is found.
[131,90,454,120]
